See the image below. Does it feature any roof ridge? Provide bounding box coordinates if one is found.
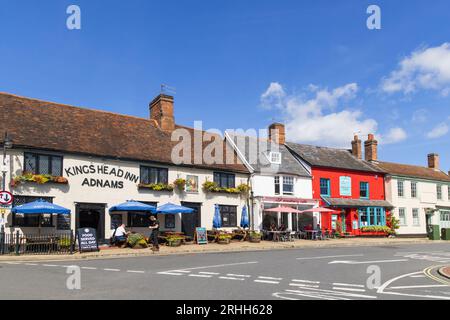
[377,160,440,171]
[286,141,350,152]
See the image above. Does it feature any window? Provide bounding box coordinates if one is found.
[448,185,450,201]
[359,207,386,227]
[219,205,237,228]
[441,210,450,222]
[12,196,55,227]
[269,152,282,164]
[398,208,407,226]
[165,214,176,229]
[320,178,331,196]
[128,202,157,227]
[24,153,63,176]
[274,176,280,195]
[411,182,417,198]
[437,185,443,200]
[412,209,420,226]
[360,182,369,199]
[140,166,168,185]
[397,181,404,197]
[214,172,235,189]
[283,176,294,195]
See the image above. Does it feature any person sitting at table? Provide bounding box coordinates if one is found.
[305,224,312,231]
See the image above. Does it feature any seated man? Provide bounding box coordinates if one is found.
[112,224,128,247]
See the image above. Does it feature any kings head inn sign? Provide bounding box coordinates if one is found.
[65,165,139,189]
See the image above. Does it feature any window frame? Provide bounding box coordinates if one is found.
[219,205,237,228]
[360,182,370,199]
[274,176,280,195]
[412,208,420,227]
[398,208,407,226]
[320,178,331,197]
[24,152,63,176]
[213,172,236,189]
[269,152,282,165]
[140,166,169,185]
[282,176,294,195]
[359,207,386,227]
[411,181,418,198]
[397,180,405,198]
[437,184,443,200]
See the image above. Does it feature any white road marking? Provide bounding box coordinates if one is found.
[280,290,343,300]
[42,264,59,267]
[289,283,320,289]
[227,274,251,278]
[199,272,220,275]
[104,268,121,272]
[189,274,212,278]
[333,287,366,293]
[158,272,184,276]
[292,279,320,284]
[25,263,38,266]
[170,261,258,272]
[297,254,364,261]
[329,259,409,265]
[258,276,283,281]
[286,289,350,300]
[389,284,449,290]
[333,283,365,288]
[219,276,246,281]
[254,280,280,284]
[127,270,145,274]
[410,275,426,278]
[173,270,191,273]
[81,267,97,270]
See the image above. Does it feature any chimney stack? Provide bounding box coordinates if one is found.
[428,153,440,170]
[268,123,286,145]
[150,94,175,131]
[351,135,362,159]
[364,134,378,162]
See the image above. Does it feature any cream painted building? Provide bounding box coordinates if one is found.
[0,92,249,241]
[376,154,450,236]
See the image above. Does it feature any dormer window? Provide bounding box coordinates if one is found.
[269,152,282,165]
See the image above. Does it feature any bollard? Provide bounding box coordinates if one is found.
[0,225,4,255]
[70,230,74,255]
[15,230,20,255]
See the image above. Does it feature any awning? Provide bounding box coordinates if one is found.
[264,206,303,214]
[321,197,394,209]
[12,199,70,215]
[300,207,341,214]
[109,200,156,213]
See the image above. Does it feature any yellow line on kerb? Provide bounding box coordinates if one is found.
[423,265,450,286]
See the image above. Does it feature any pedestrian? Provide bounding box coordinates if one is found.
[149,215,160,252]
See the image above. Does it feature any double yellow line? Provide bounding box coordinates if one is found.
[424,265,450,286]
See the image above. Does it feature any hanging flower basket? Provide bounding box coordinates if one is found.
[138,183,174,192]
[173,178,186,191]
[11,173,68,187]
[202,181,250,195]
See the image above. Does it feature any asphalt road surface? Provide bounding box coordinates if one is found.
[1,243,450,300]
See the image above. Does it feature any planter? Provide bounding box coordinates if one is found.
[360,232,389,238]
[249,237,261,243]
[167,239,182,247]
[217,238,231,245]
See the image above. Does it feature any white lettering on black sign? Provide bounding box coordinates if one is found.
[77,228,99,252]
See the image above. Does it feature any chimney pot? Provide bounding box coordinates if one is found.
[268,123,286,145]
[150,94,175,131]
[428,153,440,170]
[351,135,362,159]
[364,133,378,162]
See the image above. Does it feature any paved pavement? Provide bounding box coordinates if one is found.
[1,243,450,300]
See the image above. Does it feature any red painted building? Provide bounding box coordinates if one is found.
[287,135,393,236]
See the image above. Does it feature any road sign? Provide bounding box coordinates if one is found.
[0,191,13,205]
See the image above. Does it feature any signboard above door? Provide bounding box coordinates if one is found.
[339,176,352,196]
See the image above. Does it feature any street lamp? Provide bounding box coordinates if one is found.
[2,132,13,191]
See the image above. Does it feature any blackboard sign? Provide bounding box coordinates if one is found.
[196,227,208,245]
[57,214,71,230]
[77,228,99,253]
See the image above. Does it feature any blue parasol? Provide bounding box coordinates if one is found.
[12,199,70,215]
[213,204,222,229]
[109,200,156,213]
[240,205,250,229]
[157,203,194,214]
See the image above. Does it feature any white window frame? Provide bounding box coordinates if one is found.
[282,176,294,195]
[437,184,443,200]
[411,181,417,198]
[398,208,407,226]
[412,208,420,227]
[397,180,405,198]
[269,152,282,165]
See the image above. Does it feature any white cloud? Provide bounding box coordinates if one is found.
[261,83,379,147]
[412,109,428,123]
[380,127,408,144]
[427,122,449,139]
[381,43,450,96]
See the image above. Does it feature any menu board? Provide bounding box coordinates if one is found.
[196,227,208,245]
[77,228,99,253]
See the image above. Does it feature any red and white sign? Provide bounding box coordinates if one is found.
[0,191,13,205]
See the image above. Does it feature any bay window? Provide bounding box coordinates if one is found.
[359,207,386,227]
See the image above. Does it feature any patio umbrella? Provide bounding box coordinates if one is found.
[12,199,70,235]
[157,203,194,214]
[213,204,222,229]
[264,206,303,214]
[109,200,156,213]
[240,206,250,229]
[299,207,341,214]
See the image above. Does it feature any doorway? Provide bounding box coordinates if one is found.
[181,202,202,238]
[76,203,105,242]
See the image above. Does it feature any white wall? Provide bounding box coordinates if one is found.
[2,150,248,239]
[386,176,450,235]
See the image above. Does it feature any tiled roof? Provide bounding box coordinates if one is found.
[286,143,383,173]
[375,161,450,182]
[322,197,394,208]
[0,92,248,173]
[227,134,310,177]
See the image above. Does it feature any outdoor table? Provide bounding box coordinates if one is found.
[266,231,289,242]
[305,230,319,240]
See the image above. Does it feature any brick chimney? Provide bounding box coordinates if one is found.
[268,123,286,145]
[364,134,378,162]
[150,94,175,131]
[351,135,362,159]
[428,153,440,170]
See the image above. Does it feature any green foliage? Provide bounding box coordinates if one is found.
[127,233,148,248]
[360,226,392,234]
[173,178,186,191]
[12,173,68,187]
[217,234,232,241]
[386,214,400,235]
[58,238,72,248]
[139,183,174,192]
[202,181,249,195]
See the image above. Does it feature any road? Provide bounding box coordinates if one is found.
[1,243,450,300]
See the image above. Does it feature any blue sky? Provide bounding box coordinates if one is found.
[1,1,450,170]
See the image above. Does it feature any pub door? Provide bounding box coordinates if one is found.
[76,203,106,242]
[181,202,202,238]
